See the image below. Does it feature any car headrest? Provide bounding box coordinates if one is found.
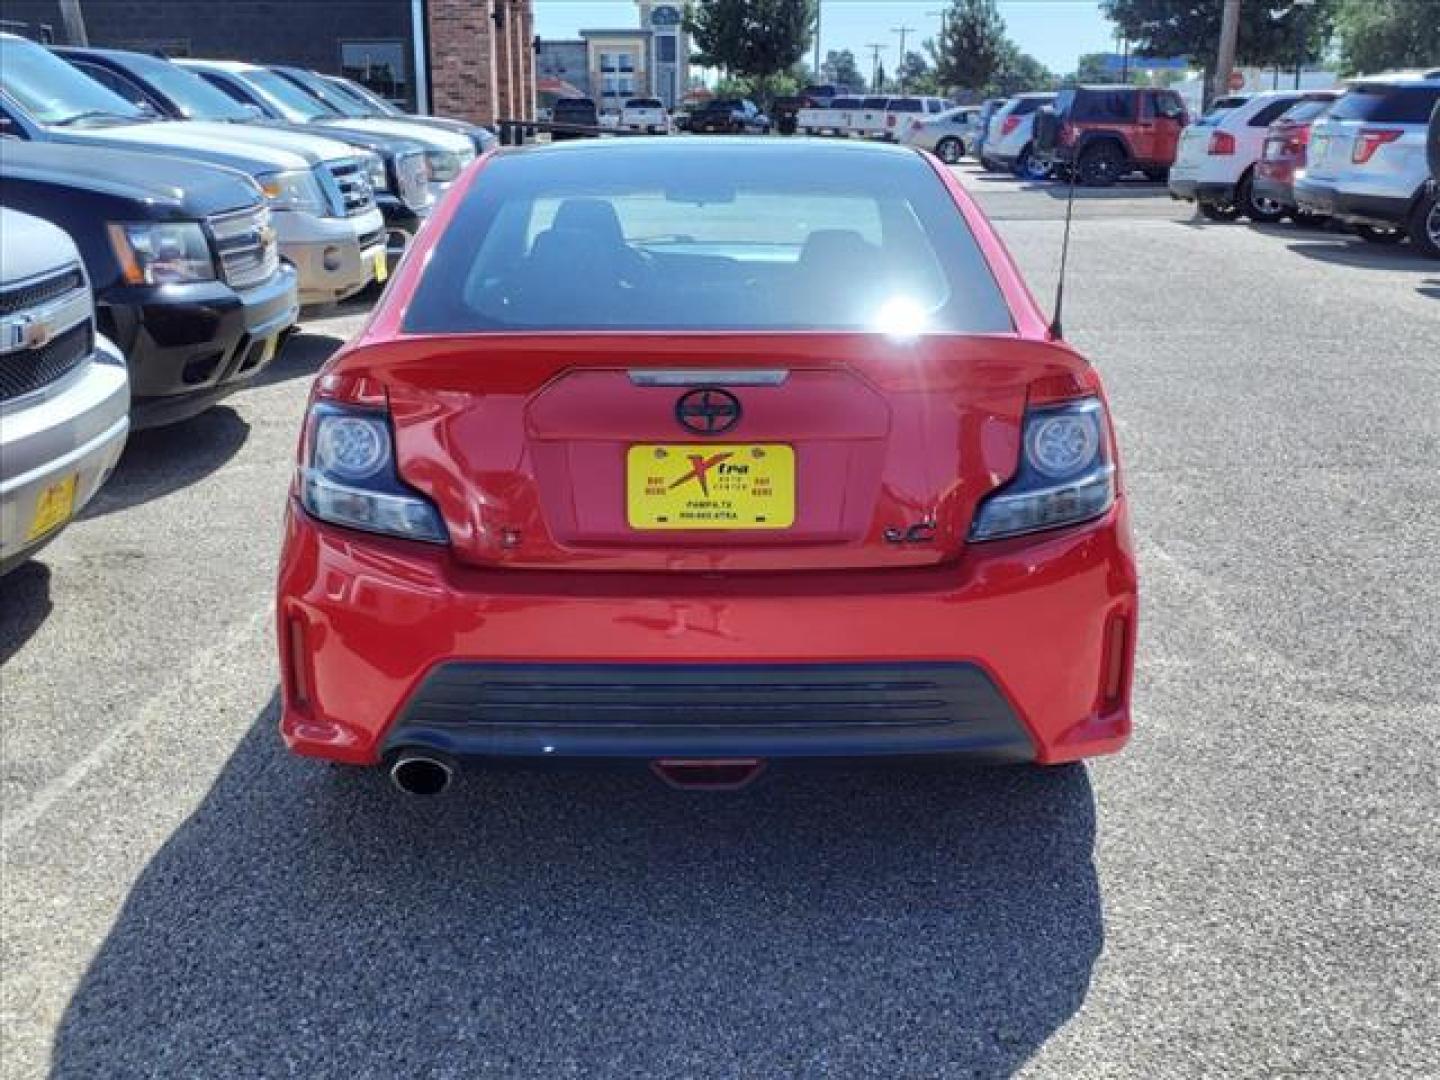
[551,198,627,247]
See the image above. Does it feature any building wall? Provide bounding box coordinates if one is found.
[581,31,651,114]
[538,40,590,97]
[2,0,537,122]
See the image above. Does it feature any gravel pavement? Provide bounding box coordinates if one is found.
[2,164,1437,1079]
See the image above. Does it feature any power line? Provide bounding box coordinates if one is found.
[891,25,916,90]
[865,42,885,93]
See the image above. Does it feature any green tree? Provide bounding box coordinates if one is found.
[898,50,935,92]
[1102,0,1335,67]
[934,0,1009,92]
[1335,0,1440,74]
[990,43,1054,96]
[874,60,889,93]
[686,0,816,82]
[823,48,864,89]
[1074,52,1113,83]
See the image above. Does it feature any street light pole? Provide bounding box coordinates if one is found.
[1213,0,1241,107]
[813,0,822,82]
[1293,0,1315,90]
[866,43,885,93]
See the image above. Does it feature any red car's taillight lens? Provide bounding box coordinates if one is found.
[299,401,448,543]
[1001,115,1021,137]
[969,396,1116,542]
[1208,130,1236,155]
[1352,128,1402,164]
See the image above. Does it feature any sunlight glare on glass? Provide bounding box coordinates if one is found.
[872,296,930,340]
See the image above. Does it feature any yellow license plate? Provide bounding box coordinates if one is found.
[373,251,388,284]
[28,475,77,541]
[627,444,794,530]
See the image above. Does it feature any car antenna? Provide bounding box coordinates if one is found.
[1049,155,1080,340]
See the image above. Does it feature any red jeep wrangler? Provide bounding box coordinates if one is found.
[1034,85,1189,186]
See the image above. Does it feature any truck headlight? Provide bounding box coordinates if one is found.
[257,169,328,214]
[395,151,434,212]
[107,222,216,285]
[364,152,389,193]
[424,149,462,183]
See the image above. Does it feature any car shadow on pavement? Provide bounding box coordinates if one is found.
[1282,237,1437,273]
[1417,279,1440,300]
[79,406,250,520]
[0,561,53,666]
[50,695,1103,1078]
[246,329,347,390]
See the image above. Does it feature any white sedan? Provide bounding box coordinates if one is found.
[900,106,983,164]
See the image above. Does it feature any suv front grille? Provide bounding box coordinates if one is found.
[326,158,377,217]
[208,204,279,291]
[0,321,93,403]
[0,267,85,316]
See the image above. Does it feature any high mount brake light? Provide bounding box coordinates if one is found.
[1352,128,1402,164]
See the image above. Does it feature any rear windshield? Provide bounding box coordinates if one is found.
[1279,97,1335,124]
[862,97,888,109]
[1194,96,1247,126]
[1068,89,1135,121]
[625,98,663,109]
[1329,84,1440,123]
[830,97,861,109]
[404,145,1013,335]
[1009,96,1053,116]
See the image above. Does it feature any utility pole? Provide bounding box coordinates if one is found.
[891,25,915,91]
[1213,0,1241,106]
[1292,0,1315,90]
[866,43,885,93]
[58,0,88,45]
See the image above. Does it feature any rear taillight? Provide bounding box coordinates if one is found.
[887,114,898,127]
[298,400,448,544]
[1207,130,1236,155]
[1001,115,1021,137]
[969,396,1116,542]
[1352,128,1402,164]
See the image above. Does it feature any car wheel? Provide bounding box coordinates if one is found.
[1078,142,1125,187]
[1143,167,1169,182]
[1289,209,1329,229]
[1198,200,1242,222]
[935,137,964,164]
[1240,173,1287,224]
[1015,146,1051,182]
[1356,224,1405,245]
[1405,193,1440,259]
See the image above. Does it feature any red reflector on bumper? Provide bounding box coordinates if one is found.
[651,759,766,791]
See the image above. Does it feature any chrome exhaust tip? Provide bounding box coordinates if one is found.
[389,750,456,796]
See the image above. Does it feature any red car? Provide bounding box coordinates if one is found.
[1254,91,1340,223]
[276,139,1137,794]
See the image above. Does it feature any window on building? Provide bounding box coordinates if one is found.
[618,53,635,73]
[656,36,676,64]
[618,76,635,95]
[340,39,409,108]
[600,52,617,72]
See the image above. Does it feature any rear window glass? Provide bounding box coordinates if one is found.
[862,97,888,109]
[1249,98,1301,126]
[1195,96,1247,126]
[1329,84,1440,123]
[830,97,861,109]
[889,98,923,112]
[1280,97,1335,123]
[1010,96,1053,116]
[404,145,1013,335]
[1073,89,1135,121]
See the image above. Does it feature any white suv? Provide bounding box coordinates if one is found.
[1169,91,1308,223]
[981,93,1056,179]
[1294,70,1440,258]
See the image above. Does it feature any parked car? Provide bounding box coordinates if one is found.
[2,141,300,428]
[771,95,803,135]
[318,74,494,155]
[690,98,770,134]
[880,96,952,141]
[273,139,1137,794]
[900,104,983,163]
[0,34,384,307]
[971,97,1007,164]
[850,96,894,139]
[55,47,436,260]
[0,208,129,575]
[176,59,476,191]
[1033,84,1187,186]
[981,92,1057,178]
[1252,91,1340,225]
[798,84,854,106]
[1168,90,1305,222]
[620,97,669,134]
[797,95,861,136]
[550,96,598,140]
[1295,70,1440,257]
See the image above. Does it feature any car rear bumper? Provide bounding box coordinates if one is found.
[0,337,129,574]
[1293,179,1411,226]
[102,264,300,430]
[1168,176,1235,204]
[277,500,1138,768]
[1252,169,1297,209]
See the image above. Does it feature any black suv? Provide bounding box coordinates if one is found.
[691,99,771,135]
[551,97,599,140]
[1033,85,1189,186]
[0,141,299,427]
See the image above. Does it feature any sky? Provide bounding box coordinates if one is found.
[531,1,1120,78]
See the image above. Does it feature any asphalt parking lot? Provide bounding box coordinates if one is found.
[3,163,1437,1079]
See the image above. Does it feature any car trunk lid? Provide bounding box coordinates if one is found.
[370,333,1090,572]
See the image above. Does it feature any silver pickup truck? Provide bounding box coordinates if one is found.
[1,208,130,575]
[0,34,385,306]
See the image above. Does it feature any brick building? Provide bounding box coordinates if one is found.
[2,0,535,123]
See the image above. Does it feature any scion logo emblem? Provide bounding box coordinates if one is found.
[675,388,742,436]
